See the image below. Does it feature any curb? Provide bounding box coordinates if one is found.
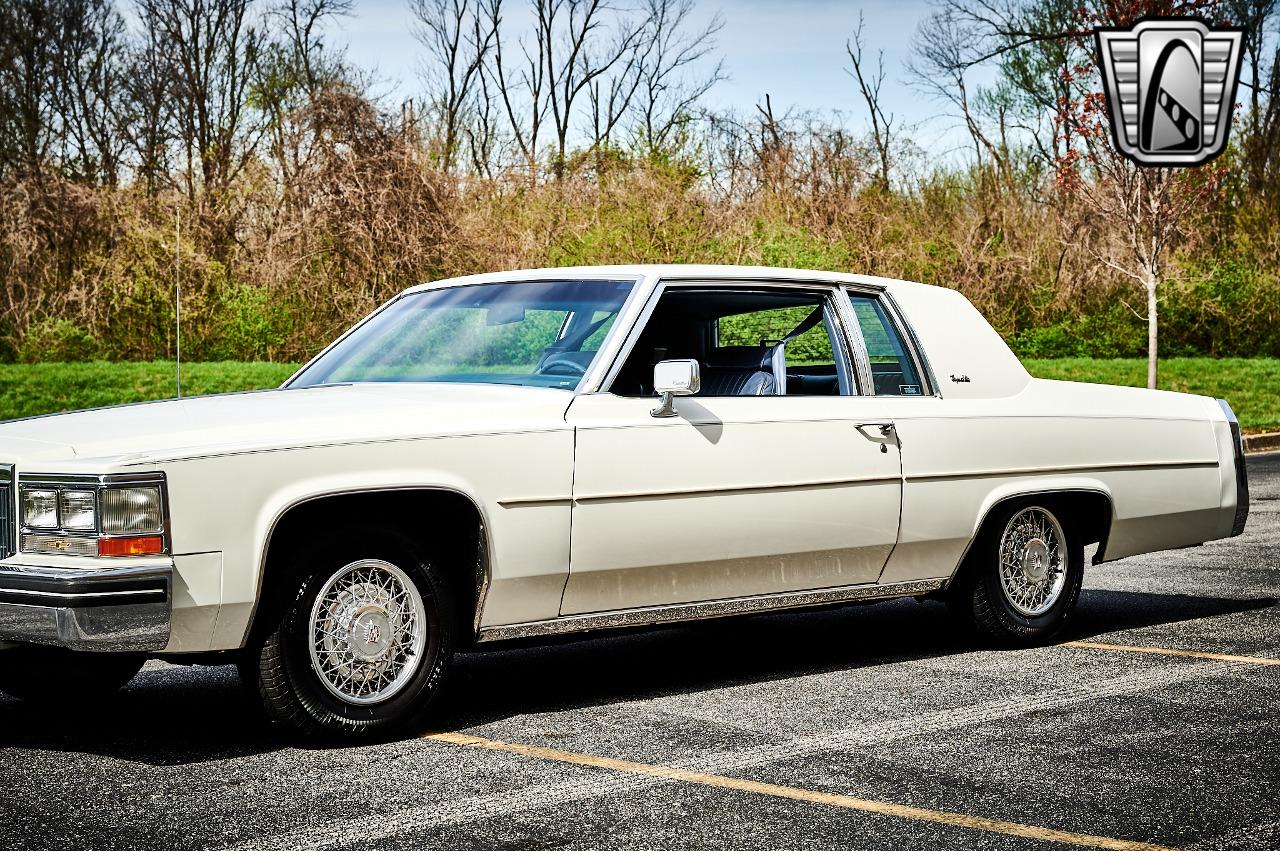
[1244,432,1280,455]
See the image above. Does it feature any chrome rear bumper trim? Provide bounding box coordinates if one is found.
[1219,399,1250,536]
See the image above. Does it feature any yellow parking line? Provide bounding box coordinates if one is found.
[1062,640,1280,666]
[424,731,1174,850]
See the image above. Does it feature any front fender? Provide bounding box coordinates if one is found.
[156,429,574,651]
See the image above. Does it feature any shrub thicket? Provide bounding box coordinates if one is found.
[5,157,1280,362]
[3,0,1279,364]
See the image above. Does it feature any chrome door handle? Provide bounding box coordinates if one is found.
[855,422,895,437]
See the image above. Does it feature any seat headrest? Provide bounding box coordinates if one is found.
[705,346,772,370]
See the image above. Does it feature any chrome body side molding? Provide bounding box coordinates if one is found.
[904,458,1218,483]
[475,578,948,643]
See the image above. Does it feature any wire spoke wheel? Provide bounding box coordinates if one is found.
[307,559,428,705]
[997,507,1069,617]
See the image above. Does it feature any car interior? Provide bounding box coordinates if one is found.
[609,288,850,397]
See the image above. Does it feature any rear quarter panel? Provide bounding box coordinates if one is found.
[875,381,1232,584]
[876,279,1235,583]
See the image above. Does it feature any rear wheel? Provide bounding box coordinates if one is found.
[0,647,145,703]
[949,503,1083,645]
[244,527,454,739]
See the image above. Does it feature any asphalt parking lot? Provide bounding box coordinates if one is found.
[2,454,1278,851]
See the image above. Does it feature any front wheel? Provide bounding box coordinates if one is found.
[948,503,1084,645]
[0,647,145,703]
[245,528,454,739]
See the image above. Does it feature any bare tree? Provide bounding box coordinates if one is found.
[0,0,133,184]
[466,40,502,175]
[1225,0,1280,195]
[56,0,129,184]
[989,0,1088,167]
[1060,155,1217,389]
[0,0,67,178]
[488,0,546,173]
[846,13,895,190]
[586,24,649,157]
[413,0,501,172]
[488,0,650,178]
[542,0,648,176]
[909,7,1009,186]
[254,0,355,188]
[121,22,175,194]
[751,93,792,189]
[136,0,265,198]
[627,0,723,158]
[277,0,352,93]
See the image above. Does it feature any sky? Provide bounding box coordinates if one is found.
[330,0,986,156]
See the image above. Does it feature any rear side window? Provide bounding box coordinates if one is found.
[847,293,925,396]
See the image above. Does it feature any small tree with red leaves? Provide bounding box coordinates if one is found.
[1054,0,1230,388]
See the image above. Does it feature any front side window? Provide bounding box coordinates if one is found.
[610,287,850,397]
[847,292,925,396]
[289,279,635,390]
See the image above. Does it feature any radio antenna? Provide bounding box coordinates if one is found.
[175,205,182,398]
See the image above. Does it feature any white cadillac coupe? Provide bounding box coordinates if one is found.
[0,266,1249,737]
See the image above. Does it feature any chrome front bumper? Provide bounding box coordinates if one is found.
[0,563,171,652]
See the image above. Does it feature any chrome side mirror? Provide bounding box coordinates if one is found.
[651,359,700,418]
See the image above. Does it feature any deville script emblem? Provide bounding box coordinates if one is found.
[1095,18,1245,166]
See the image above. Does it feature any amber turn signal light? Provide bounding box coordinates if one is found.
[98,535,165,557]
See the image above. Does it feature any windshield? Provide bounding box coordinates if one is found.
[288,279,636,390]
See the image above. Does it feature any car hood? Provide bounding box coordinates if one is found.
[0,383,574,467]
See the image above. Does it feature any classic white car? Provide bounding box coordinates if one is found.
[0,265,1249,737]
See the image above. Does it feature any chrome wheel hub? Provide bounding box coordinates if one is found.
[998,508,1068,617]
[348,608,391,661]
[308,560,427,705]
[1021,538,1050,581]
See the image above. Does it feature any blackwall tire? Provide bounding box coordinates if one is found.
[948,503,1084,646]
[245,526,454,740]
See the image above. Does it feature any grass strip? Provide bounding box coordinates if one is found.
[1,358,1276,431]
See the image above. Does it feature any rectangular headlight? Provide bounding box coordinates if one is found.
[22,489,58,529]
[18,475,169,557]
[59,490,97,531]
[101,486,164,534]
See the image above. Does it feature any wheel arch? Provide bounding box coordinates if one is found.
[949,484,1115,584]
[243,486,493,650]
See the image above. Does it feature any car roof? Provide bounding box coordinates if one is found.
[401,264,927,296]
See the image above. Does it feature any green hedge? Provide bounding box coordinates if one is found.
[1010,260,1280,359]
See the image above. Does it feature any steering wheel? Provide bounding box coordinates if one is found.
[538,354,589,378]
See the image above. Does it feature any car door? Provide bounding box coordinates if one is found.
[559,280,903,615]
